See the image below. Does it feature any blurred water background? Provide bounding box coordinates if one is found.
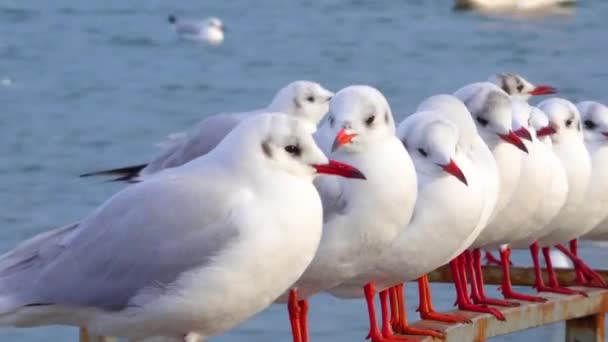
[1,0,607,340]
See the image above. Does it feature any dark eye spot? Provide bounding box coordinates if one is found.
[306,96,315,103]
[285,144,301,157]
[565,119,573,128]
[261,141,272,158]
[476,116,489,126]
[365,115,375,126]
[584,120,597,130]
[329,116,335,128]
[517,84,524,92]
[417,148,428,157]
[384,111,389,124]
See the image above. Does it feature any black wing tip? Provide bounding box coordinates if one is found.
[79,163,148,182]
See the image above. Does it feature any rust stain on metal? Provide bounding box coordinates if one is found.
[474,318,487,342]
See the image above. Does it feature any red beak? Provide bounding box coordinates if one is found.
[331,128,358,152]
[514,127,533,141]
[498,130,528,153]
[529,85,557,96]
[536,125,557,137]
[441,159,468,186]
[313,160,366,180]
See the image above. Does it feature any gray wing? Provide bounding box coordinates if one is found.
[0,173,243,312]
[175,21,203,36]
[143,112,251,174]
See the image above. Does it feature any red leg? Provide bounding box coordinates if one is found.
[570,239,588,285]
[389,286,400,331]
[386,281,443,338]
[484,250,502,266]
[555,243,606,287]
[298,299,309,342]
[395,284,406,334]
[541,247,589,296]
[418,274,470,324]
[499,247,547,302]
[470,249,520,307]
[379,290,419,341]
[532,243,580,295]
[452,251,506,320]
[287,289,302,342]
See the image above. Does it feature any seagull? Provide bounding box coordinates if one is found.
[508,106,571,294]
[278,85,417,342]
[0,113,366,341]
[489,73,557,102]
[454,82,534,309]
[533,98,604,289]
[168,15,225,45]
[413,94,503,319]
[578,101,608,241]
[478,100,554,301]
[337,112,484,337]
[80,81,334,181]
[454,0,576,11]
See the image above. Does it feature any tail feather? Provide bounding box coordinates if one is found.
[79,163,148,182]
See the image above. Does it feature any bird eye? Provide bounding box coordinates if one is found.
[584,120,596,130]
[306,96,315,103]
[365,115,375,126]
[284,145,301,156]
[328,116,335,127]
[476,116,489,126]
[517,84,524,92]
[417,148,428,157]
[565,119,573,128]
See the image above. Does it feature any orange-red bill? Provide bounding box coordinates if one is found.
[498,131,528,153]
[441,159,467,186]
[313,159,366,180]
[331,128,358,152]
[529,85,557,96]
[536,125,557,137]
[514,127,532,141]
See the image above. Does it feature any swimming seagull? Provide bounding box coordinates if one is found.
[80,81,334,182]
[0,113,366,341]
[276,85,417,342]
[168,15,225,45]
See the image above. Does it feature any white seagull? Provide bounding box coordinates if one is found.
[278,85,417,342]
[80,81,334,181]
[0,113,366,341]
[454,83,533,308]
[340,112,484,337]
[413,94,503,319]
[579,101,608,241]
[168,15,225,45]
[454,0,576,11]
[534,98,604,288]
[489,73,557,102]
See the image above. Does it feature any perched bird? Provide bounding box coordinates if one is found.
[454,83,531,310]
[168,15,225,45]
[489,73,556,102]
[579,101,608,242]
[508,106,570,294]
[0,113,365,341]
[279,85,417,342]
[534,98,602,289]
[351,112,484,336]
[80,81,334,181]
[414,94,502,319]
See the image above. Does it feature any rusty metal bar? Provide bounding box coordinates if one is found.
[428,265,608,287]
[79,328,117,342]
[403,288,608,341]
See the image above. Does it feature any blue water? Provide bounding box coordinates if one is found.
[1,0,608,340]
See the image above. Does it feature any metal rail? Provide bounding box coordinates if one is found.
[79,266,608,342]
